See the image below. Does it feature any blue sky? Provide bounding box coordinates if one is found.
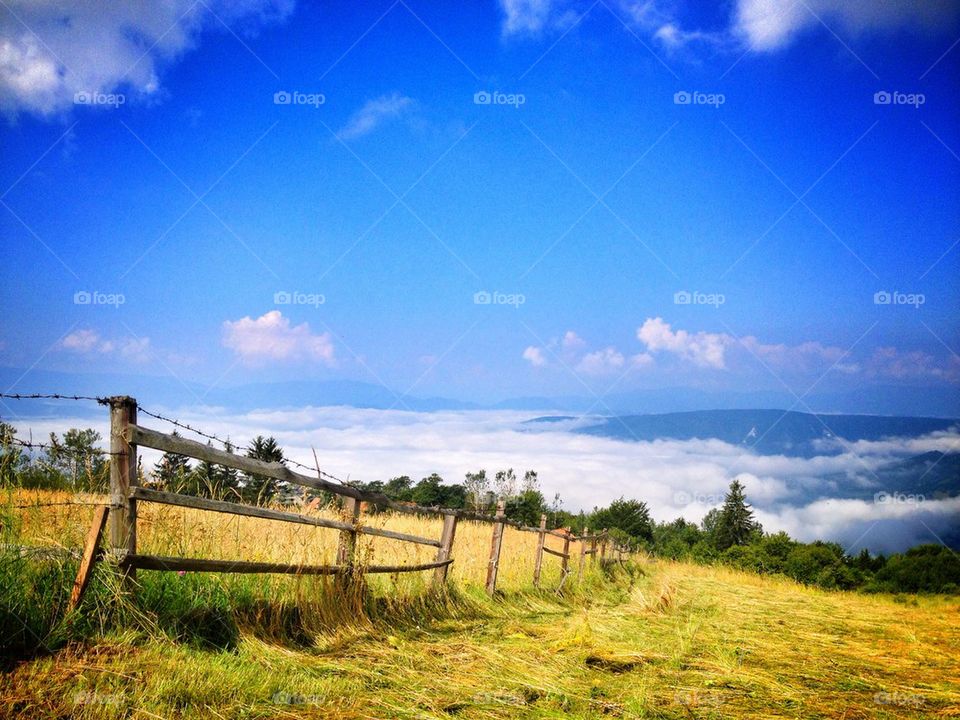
[1,0,959,409]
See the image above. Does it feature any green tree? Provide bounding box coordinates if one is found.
[464,469,488,511]
[153,431,192,492]
[383,476,414,502]
[242,436,285,504]
[44,429,108,492]
[713,479,761,551]
[591,497,654,547]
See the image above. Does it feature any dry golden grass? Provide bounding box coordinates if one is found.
[6,488,571,591]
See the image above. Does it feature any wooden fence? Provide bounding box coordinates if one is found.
[70,396,625,609]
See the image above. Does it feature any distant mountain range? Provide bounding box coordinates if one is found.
[1,368,958,418]
[533,409,957,458]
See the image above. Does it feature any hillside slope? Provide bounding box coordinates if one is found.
[3,560,957,719]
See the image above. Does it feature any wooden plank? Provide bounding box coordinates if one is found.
[542,545,569,559]
[122,555,453,575]
[485,500,506,596]
[433,514,458,585]
[109,397,138,582]
[130,424,546,530]
[68,506,109,612]
[131,487,440,547]
[578,527,589,580]
[532,513,546,588]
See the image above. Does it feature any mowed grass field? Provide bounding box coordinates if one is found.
[3,489,959,719]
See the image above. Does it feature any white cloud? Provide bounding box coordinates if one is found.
[0,0,294,119]
[500,0,556,36]
[733,0,958,51]
[637,317,730,369]
[222,310,335,365]
[336,93,414,140]
[561,330,586,352]
[867,346,960,383]
[522,345,547,367]
[60,329,151,361]
[577,347,625,376]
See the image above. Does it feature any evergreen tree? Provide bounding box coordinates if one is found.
[153,431,191,492]
[713,479,762,551]
[242,435,285,504]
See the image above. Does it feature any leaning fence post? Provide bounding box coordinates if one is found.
[532,513,547,588]
[560,529,571,578]
[485,500,506,596]
[109,395,138,581]
[578,526,589,580]
[434,513,458,585]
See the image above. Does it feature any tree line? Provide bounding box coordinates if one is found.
[2,423,956,594]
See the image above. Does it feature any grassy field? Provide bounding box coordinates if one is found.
[2,489,959,718]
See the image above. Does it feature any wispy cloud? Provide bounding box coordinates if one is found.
[60,329,151,361]
[336,93,414,140]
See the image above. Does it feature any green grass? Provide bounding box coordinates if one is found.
[3,558,958,719]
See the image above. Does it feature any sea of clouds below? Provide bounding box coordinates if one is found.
[14,407,960,554]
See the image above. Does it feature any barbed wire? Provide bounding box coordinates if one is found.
[0,395,352,486]
[136,405,350,485]
[136,405,241,448]
[10,501,106,509]
[0,392,107,402]
[0,435,122,457]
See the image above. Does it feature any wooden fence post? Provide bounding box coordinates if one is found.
[434,513,458,585]
[600,529,607,562]
[578,526,589,580]
[337,497,361,566]
[533,513,547,588]
[560,530,571,578]
[485,500,506,596]
[109,395,137,581]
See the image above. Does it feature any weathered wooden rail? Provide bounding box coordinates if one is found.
[70,395,615,607]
